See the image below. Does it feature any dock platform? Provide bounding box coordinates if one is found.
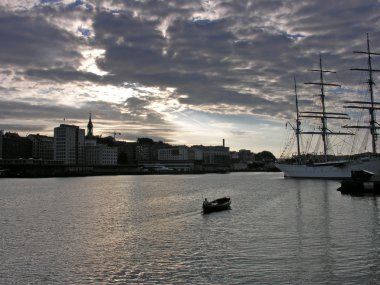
[337,170,380,195]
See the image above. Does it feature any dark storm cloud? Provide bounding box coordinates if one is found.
[1,0,380,141]
[92,7,285,114]
[89,1,328,119]
[0,10,82,69]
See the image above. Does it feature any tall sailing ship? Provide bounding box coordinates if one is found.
[276,34,380,179]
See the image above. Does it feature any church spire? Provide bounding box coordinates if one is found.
[87,112,93,137]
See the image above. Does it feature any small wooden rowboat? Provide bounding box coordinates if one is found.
[203,197,231,214]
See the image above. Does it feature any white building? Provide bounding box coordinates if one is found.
[82,113,118,166]
[189,148,203,160]
[85,142,118,165]
[158,146,189,160]
[54,124,85,165]
[191,145,230,164]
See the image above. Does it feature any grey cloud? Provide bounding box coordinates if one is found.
[90,2,308,118]
[25,68,102,83]
[0,124,47,133]
[122,97,169,126]
[1,0,380,140]
[0,10,82,69]
[0,98,177,140]
[0,100,64,119]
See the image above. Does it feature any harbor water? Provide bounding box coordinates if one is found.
[1,172,379,284]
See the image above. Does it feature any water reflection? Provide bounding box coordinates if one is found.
[0,174,379,284]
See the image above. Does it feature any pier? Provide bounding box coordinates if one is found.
[337,170,380,195]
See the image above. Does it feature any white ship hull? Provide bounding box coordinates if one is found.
[275,157,380,179]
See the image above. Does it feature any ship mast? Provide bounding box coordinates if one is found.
[300,55,351,162]
[294,76,301,157]
[284,77,302,159]
[343,33,380,155]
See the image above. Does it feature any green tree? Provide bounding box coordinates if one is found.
[255,151,276,161]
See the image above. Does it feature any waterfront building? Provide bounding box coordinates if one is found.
[155,146,194,172]
[2,132,32,159]
[230,151,239,160]
[117,142,137,164]
[188,148,203,161]
[238,149,255,163]
[136,138,170,162]
[158,146,189,160]
[83,114,118,166]
[204,147,230,165]
[98,145,118,165]
[84,142,118,165]
[192,145,230,164]
[229,150,254,171]
[27,134,54,160]
[54,124,85,165]
[191,145,231,171]
[84,139,97,165]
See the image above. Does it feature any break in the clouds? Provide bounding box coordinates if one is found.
[0,0,379,155]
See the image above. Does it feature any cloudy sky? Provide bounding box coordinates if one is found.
[0,0,379,156]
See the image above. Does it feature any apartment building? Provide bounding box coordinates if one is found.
[54,124,85,165]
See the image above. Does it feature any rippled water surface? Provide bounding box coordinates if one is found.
[1,172,379,284]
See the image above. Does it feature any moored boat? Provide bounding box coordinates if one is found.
[276,34,380,179]
[276,156,380,179]
[203,197,231,213]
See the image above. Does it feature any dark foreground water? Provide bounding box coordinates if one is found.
[0,172,379,284]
